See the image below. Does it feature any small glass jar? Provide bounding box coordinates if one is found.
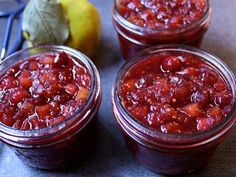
[112,0,212,60]
[111,45,236,175]
[0,46,102,169]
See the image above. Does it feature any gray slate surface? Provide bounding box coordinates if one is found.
[0,0,235,177]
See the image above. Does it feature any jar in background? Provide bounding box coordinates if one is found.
[113,0,212,60]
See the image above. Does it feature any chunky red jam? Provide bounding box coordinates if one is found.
[119,52,233,134]
[118,0,207,29]
[0,52,91,130]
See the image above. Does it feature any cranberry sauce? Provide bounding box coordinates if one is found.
[119,52,232,134]
[0,52,91,130]
[118,0,207,29]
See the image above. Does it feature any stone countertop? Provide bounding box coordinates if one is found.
[0,0,235,177]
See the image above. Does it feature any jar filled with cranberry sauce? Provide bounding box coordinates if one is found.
[112,45,236,175]
[0,46,102,169]
[113,0,212,59]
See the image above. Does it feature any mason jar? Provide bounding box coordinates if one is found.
[113,0,212,59]
[112,45,236,175]
[0,45,102,169]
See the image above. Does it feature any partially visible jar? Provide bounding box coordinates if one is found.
[0,45,102,169]
[112,0,212,60]
[111,45,236,175]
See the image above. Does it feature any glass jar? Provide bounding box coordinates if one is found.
[0,45,102,169]
[111,45,236,175]
[112,0,212,60]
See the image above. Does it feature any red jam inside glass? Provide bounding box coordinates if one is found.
[0,52,91,130]
[118,0,207,29]
[119,52,233,134]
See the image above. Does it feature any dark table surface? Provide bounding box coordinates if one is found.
[0,0,235,177]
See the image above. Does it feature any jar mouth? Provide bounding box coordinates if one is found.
[113,0,211,34]
[113,44,236,146]
[0,45,101,139]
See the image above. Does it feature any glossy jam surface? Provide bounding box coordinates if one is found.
[0,52,91,130]
[119,52,232,134]
[118,0,207,29]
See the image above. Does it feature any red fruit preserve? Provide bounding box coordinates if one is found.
[119,50,232,134]
[118,0,207,29]
[112,45,236,175]
[0,46,101,169]
[0,51,91,130]
[113,0,211,59]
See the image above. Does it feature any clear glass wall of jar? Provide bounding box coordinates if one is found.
[111,45,236,175]
[113,0,212,60]
[0,45,102,169]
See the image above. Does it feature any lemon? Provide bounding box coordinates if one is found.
[60,0,101,57]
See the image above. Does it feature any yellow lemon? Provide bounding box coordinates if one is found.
[60,0,101,58]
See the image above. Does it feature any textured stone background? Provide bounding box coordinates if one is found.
[0,0,235,176]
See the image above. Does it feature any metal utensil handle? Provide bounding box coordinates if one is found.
[0,0,25,62]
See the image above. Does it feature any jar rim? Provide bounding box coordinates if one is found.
[112,44,236,146]
[113,0,211,34]
[0,45,101,140]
